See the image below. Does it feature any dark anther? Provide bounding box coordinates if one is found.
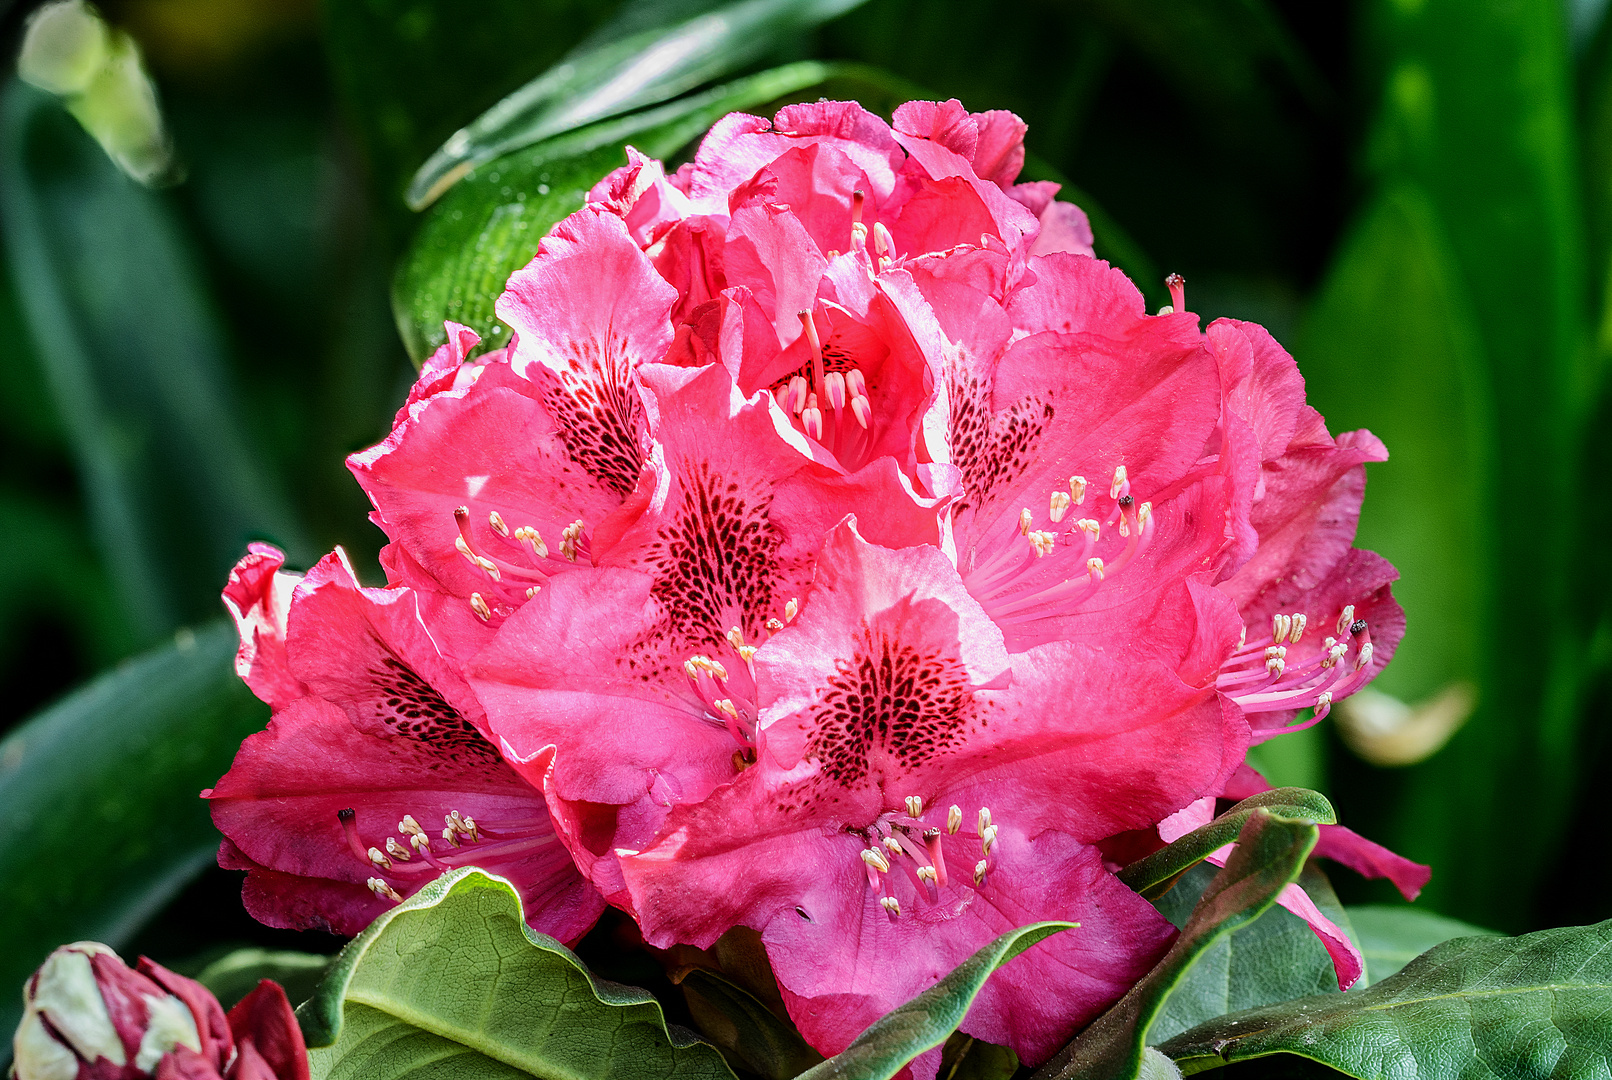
[1118,495,1134,508]
[1350,619,1368,635]
[337,807,356,822]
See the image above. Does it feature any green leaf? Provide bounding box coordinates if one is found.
[1158,919,1612,1078]
[193,948,334,1012]
[406,0,871,209]
[1145,863,1354,1046]
[300,867,736,1079]
[0,81,309,638]
[1118,788,1335,899]
[392,60,837,362]
[795,921,1072,1080]
[1035,810,1318,1080]
[0,622,269,1041]
[676,966,825,1079]
[1344,905,1500,987]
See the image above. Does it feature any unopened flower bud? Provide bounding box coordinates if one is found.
[12,941,308,1080]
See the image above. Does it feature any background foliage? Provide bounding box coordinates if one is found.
[3,0,1612,1065]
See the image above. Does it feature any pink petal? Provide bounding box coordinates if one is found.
[222,544,304,711]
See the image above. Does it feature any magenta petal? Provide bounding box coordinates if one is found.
[1273,881,1365,991]
[1315,824,1431,902]
[222,544,304,711]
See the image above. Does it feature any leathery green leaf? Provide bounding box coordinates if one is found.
[1145,863,1354,1046]
[1118,787,1334,899]
[794,922,1072,1080]
[1159,919,1612,1078]
[392,61,836,363]
[299,867,736,1080]
[676,966,825,1079]
[0,622,268,1041]
[1035,811,1318,1080]
[406,0,870,209]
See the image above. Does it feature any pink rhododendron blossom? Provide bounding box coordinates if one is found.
[212,96,1413,1072]
[207,546,601,940]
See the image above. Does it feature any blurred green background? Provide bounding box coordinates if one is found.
[1,0,1610,1027]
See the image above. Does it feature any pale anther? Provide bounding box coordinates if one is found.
[905,795,924,818]
[1290,614,1307,643]
[737,644,757,662]
[1077,519,1100,539]
[1087,557,1105,579]
[947,805,963,834]
[784,598,799,621]
[1019,508,1033,535]
[1049,490,1071,522]
[714,699,740,720]
[978,807,993,833]
[1069,475,1087,504]
[1273,613,1292,644]
[880,896,901,917]
[367,847,391,869]
[1028,530,1057,558]
[1336,605,1356,636]
[981,824,998,854]
[726,627,745,649]
[1355,643,1374,671]
[861,847,891,873]
[1110,465,1128,499]
[1264,646,1286,660]
[488,510,509,536]
[973,860,989,886]
[766,617,785,632]
[1266,656,1286,677]
[525,586,539,599]
[882,836,904,856]
[917,866,937,884]
[385,837,411,861]
[368,877,403,903]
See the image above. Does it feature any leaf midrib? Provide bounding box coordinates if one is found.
[347,985,608,1080]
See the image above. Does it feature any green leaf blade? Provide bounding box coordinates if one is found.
[796,922,1072,1080]
[302,867,736,1080]
[1159,920,1612,1079]
[1039,810,1320,1080]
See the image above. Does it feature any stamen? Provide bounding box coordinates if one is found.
[823,371,847,410]
[973,860,989,886]
[1336,605,1355,636]
[978,807,992,833]
[905,795,924,818]
[861,847,891,873]
[1018,508,1033,535]
[880,895,901,918]
[872,221,894,259]
[784,598,799,622]
[981,824,998,855]
[1049,490,1071,522]
[882,836,904,856]
[560,520,584,562]
[1291,613,1307,643]
[726,627,745,650]
[802,393,823,441]
[368,877,403,903]
[1273,613,1292,645]
[1087,557,1105,580]
[385,837,412,862]
[916,866,937,884]
[947,805,963,834]
[787,375,809,414]
[1069,475,1087,505]
[470,593,492,621]
[367,846,391,869]
[488,510,509,537]
[1027,531,1057,557]
[1110,465,1128,500]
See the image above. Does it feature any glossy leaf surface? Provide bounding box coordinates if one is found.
[1160,919,1612,1078]
[300,867,736,1079]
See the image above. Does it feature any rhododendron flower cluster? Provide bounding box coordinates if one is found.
[209,98,1419,1068]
